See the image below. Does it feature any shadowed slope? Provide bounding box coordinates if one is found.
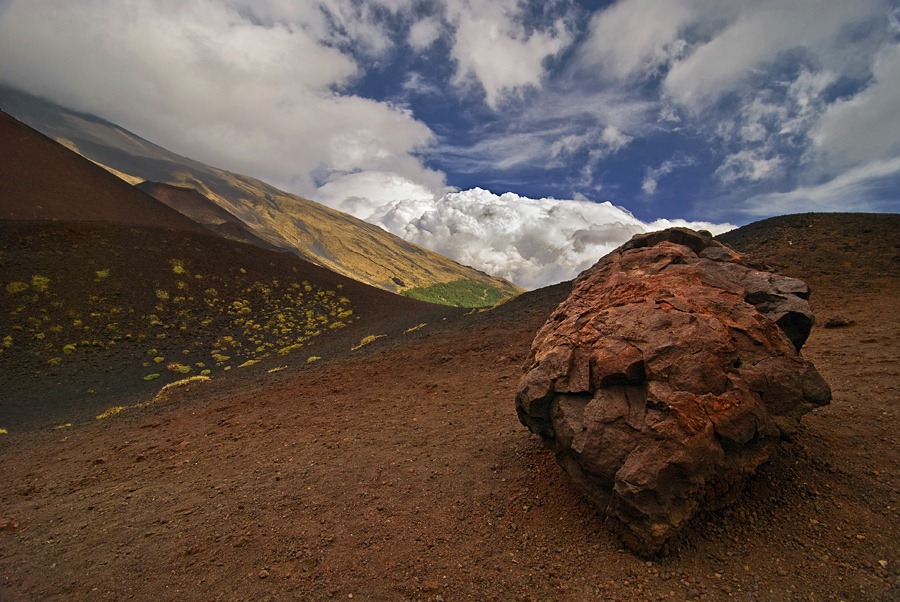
[0,111,202,232]
[0,111,462,430]
[717,212,900,296]
[0,221,461,431]
[136,181,280,250]
[0,86,522,303]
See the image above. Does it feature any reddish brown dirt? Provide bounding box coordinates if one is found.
[1,214,898,601]
[0,111,202,230]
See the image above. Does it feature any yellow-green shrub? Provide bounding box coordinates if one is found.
[6,281,28,294]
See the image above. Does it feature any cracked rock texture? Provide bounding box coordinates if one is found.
[516,228,831,556]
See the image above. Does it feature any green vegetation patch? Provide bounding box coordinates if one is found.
[5,281,29,295]
[30,275,51,293]
[401,279,517,308]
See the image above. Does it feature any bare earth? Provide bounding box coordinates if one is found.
[1,214,898,601]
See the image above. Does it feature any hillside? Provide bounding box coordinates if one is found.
[135,181,280,250]
[0,112,202,231]
[0,220,463,431]
[0,111,464,429]
[717,212,900,298]
[0,86,521,306]
[0,213,896,600]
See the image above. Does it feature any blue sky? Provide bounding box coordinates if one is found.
[1,0,899,288]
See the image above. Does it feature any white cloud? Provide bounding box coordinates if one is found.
[543,0,895,204]
[810,44,900,171]
[576,0,893,176]
[435,86,653,191]
[599,125,632,154]
[315,171,440,219]
[741,156,900,216]
[662,1,885,112]
[443,0,573,108]
[575,0,895,214]
[715,151,783,184]
[0,0,441,199]
[360,188,733,289]
[408,16,443,51]
[578,0,699,82]
[314,0,402,57]
[642,155,696,195]
[550,125,633,165]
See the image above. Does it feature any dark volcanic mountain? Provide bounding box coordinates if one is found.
[0,111,201,231]
[0,111,463,430]
[0,85,521,304]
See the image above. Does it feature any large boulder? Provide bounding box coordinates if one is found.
[515,228,831,556]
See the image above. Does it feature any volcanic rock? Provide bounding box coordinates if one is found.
[515,228,831,556]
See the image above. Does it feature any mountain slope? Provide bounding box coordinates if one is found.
[0,85,521,305]
[0,111,202,231]
[0,111,464,429]
[135,181,280,250]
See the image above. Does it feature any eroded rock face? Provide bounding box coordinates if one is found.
[516,228,831,556]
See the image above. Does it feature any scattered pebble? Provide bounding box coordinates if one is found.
[0,517,18,531]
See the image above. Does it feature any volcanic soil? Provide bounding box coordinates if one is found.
[1,213,898,601]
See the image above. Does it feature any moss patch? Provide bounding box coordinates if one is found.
[401,279,518,308]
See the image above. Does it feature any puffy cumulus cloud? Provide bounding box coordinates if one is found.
[0,0,440,198]
[361,188,734,290]
[315,170,441,219]
[443,0,573,108]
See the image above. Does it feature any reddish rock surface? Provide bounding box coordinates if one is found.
[516,228,831,556]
